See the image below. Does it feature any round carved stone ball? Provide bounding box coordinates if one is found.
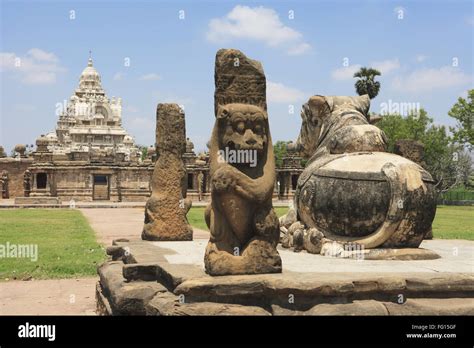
[14,144,26,154]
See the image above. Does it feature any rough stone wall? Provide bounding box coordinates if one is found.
[0,158,34,198]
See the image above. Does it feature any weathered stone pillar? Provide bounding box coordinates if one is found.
[142,103,193,241]
[204,49,281,275]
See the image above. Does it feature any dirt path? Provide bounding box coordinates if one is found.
[0,208,210,315]
[80,208,210,245]
[0,278,97,315]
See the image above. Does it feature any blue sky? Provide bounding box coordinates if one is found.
[1,0,473,153]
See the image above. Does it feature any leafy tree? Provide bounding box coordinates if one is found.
[136,145,148,161]
[448,89,473,149]
[377,109,472,193]
[353,67,381,99]
[273,140,288,168]
[428,143,472,193]
[376,109,431,152]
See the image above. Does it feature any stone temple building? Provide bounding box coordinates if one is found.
[0,58,303,203]
[44,57,139,161]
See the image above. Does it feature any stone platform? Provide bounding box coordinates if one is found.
[14,196,62,205]
[96,239,474,315]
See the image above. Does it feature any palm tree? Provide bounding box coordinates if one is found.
[354,67,381,99]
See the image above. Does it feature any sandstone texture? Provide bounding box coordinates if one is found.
[288,95,437,254]
[96,239,474,315]
[204,49,281,275]
[142,103,193,241]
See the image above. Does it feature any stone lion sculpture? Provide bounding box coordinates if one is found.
[285,95,437,254]
[204,103,282,275]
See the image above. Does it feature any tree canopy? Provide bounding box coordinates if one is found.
[448,89,473,149]
[354,67,381,99]
[273,140,288,168]
[377,108,472,193]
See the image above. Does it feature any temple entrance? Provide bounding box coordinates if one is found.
[291,175,299,190]
[187,173,194,190]
[37,173,47,189]
[93,175,109,200]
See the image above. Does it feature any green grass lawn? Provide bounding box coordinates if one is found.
[432,205,474,240]
[0,209,106,281]
[188,205,473,240]
[187,207,208,230]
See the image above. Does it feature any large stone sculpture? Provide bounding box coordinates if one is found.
[142,103,193,241]
[204,49,281,275]
[286,95,437,254]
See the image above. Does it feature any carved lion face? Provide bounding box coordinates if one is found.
[217,104,268,154]
[297,96,330,158]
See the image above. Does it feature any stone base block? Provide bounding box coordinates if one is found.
[97,239,474,315]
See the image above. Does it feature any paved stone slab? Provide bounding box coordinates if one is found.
[103,240,474,312]
[146,239,474,274]
[108,240,209,289]
[98,238,474,315]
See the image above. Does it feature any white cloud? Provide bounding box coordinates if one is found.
[371,59,400,74]
[267,81,306,103]
[206,5,311,55]
[416,54,428,63]
[0,48,65,85]
[113,72,124,81]
[139,73,161,81]
[27,48,58,63]
[331,64,361,81]
[392,66,471,93]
